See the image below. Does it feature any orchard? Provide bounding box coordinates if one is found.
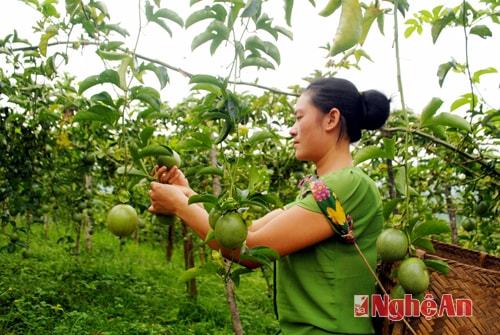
[0,1,498,334]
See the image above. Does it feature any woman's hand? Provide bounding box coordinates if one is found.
[148,182,188,216]
[152,165,189,188]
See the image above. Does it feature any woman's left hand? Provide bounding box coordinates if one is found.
[148,182,188,216]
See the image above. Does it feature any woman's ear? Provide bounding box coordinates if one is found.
[325,108,341,131]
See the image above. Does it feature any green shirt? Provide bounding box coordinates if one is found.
[276,167,383,335]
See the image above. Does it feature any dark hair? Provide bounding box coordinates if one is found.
[305,77,391,143]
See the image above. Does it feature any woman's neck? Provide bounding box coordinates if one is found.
[315,141,353,176]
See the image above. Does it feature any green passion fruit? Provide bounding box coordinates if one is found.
[156,150,182,169]
[214,212,247,250]
[376,228,409,262]
[474,201,489,217]
[397,257,430,294]
[107,204,139,238]
[461,218,476,232]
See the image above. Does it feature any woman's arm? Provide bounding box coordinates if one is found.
[148,182,335,268]
[248,208,285,232]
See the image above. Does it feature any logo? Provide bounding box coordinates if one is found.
[354,295,369,317]
[354,294,473,321]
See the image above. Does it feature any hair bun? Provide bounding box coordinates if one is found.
[360,90,391,131]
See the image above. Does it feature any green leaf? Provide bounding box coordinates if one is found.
[178,267,205,283]
[189,74,226,91]
[246,246,280,260]
[329,0,362,56]
[240,246,280,267]
[140,126,155,146]
[240,56,275,70]
[96,50,129,61]
[185,7,222,28]
[39,28,58,57]
[412,238,435,252]
[154,8,184,27]
[190,83,222,94]
[191,31,215,51]
[437,61,456,87]
[469,24,492,39]
[130,86,162,112]
[205,229,215,243]
[209,36,225,55]
[215,119,234,144]
[411,220,451,242]
[74,105,120,124]
[394,167,418,196]
[424,259,450,275]
[195,166,224,177]
[273,25,293,40]
[450,96,472,112]
[420,97,443,125]
[191,133,213,148]
[353,145,393,166]
[188,194,218,206]
[101,41,125,51]
[230,267,254,287]
[151,18,173,37]
[382,198,403,221]
[139,144,174,158]
[91,91,115,106]
[66,0,80,17]
[176,139,212,151]
[284,0,293,26]
[319,0,341,17]
[383,137,395,159]
[89,1,109,18]
[103,24,130,37]
[245,36,281,65]
[248,131,277,146]
[136,63,169,89]
[78,69,122,95]
[472,67,497,84]
[421,113,471,132]
[255,14,278,40]
[359,5,383,45]
[425,124,447,139]
[241,0,260,17]
[116,166,150,179]
[431,11,455,44]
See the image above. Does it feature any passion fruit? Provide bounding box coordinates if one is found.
[474,201,489,217]
[376,228,409,262]
[461,218,476,232]
[107,204,139,238]
[156,150,182,169]
[397,257,429,294]
[214,212,247,250]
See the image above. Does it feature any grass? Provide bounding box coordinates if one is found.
[0,224,278,335]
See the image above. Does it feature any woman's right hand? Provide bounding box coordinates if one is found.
[152,165,189,188]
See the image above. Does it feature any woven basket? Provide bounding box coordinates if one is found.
[377,240,500,335]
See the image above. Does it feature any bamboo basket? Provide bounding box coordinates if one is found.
[378,240,500,335]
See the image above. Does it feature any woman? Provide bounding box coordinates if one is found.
[148,77,391,334]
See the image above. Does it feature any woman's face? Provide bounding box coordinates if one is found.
[289,91,326,162]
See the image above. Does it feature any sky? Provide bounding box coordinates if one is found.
[1,0,499,115]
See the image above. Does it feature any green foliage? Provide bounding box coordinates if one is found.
[0,226,278,334]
